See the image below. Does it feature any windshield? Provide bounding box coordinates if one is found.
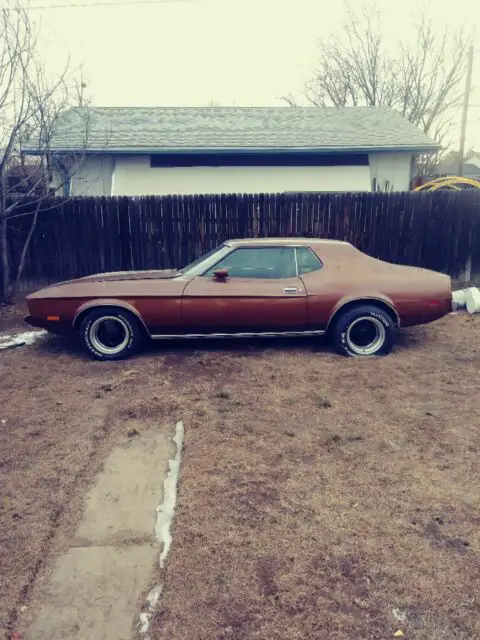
[180,244,231,276]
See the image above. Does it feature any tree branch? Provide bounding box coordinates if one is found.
[284,1,471,163]
[0,0,92,303]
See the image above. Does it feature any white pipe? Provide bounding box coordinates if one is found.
[452,290,467,309]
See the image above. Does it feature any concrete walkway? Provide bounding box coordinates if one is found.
[26,427,174,640]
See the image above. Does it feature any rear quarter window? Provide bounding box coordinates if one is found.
[296,247,323,275]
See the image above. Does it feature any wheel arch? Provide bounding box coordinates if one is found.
[326,296,400,332]
[73,299,150,336]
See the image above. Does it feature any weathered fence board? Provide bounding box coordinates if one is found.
[3,190,480,292]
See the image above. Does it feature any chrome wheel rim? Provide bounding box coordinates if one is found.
[346,316,386,356]
[89,316,130,355]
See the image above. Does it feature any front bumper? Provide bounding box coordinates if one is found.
[24,315,46,328]
[24,316,73,335]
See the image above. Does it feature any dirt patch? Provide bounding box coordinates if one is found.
[1,313,479,640]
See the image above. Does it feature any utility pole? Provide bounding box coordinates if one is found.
[458,45,474,176]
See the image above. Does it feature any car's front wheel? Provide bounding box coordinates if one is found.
[79,308,144,361]
[330,305,395,357]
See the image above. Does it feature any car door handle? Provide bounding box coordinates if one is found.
[284,287,298,294]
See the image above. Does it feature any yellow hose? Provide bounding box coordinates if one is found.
[413,176,480,191]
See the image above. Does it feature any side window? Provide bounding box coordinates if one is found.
[296,247,323,275]
[204,247,297,279]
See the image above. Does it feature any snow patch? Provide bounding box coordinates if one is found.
[138,584,164,636]
[139,612,151,635]
[147,584,163,608]
[0,330,47,351]
[392,608,407,623]
[138,421,184,637]
[157,420,184,568]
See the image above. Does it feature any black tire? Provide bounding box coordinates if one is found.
[79,308,144,361]
[330,305,395,357]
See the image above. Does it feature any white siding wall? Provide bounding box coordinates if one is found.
[69,156,114,196]
[56,151,415,196]
[112,155,372,195]
[368,152,413,191]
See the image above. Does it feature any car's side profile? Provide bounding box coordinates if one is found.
[25,238,452,360]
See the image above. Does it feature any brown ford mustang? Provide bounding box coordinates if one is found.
[25,238,452,360]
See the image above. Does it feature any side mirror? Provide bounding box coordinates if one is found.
[213,268,228,281]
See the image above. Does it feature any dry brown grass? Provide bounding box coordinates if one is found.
[148,315,480,640]
[0,312,479,640]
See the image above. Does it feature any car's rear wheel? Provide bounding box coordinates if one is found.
[80,308,143,361]
[330,305,395,357]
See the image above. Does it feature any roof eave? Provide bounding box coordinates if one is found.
[22,144,441,156]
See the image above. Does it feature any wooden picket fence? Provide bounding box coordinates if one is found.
[4,190,480,291]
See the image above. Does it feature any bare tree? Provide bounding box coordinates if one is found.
[285,4,470,172]
[0,1,89,304]
[72,67,91,108]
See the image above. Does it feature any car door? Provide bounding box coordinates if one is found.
[296,245,339,328]
[181,246,307,332]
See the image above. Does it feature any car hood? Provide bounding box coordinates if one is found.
[27,269,186,300]
[57,269,179,285]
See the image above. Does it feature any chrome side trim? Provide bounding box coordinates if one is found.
[150,330,325,340]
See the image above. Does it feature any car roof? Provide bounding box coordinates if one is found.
[225,238,350,247]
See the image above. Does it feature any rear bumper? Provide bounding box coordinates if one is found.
[24,316,73,335]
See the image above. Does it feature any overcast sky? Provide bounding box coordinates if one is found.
[31,0,480,151]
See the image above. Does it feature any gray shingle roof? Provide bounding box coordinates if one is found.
[25,106,439,153]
